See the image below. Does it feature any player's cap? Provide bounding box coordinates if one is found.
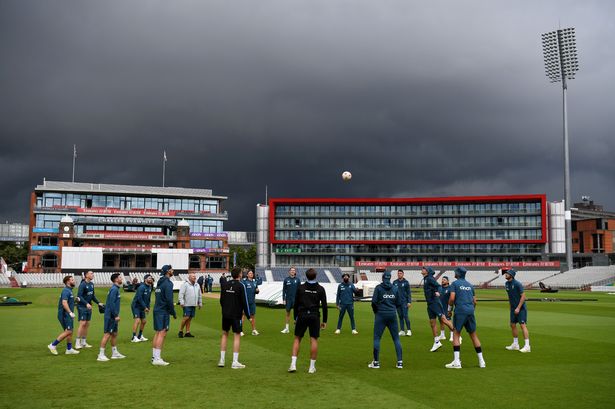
[382,271,391,281]
[502,268,516,277]
[422,266,435,275]
[342,273,350,279]
[161,264,173,274]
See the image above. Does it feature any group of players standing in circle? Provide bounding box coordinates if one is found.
[47,263,530,372]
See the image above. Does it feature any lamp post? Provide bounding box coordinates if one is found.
[541,27,579,271]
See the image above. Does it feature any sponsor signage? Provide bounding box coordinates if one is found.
[192,248,230,254]
[354,261,561,268]
[275,248,302,254]
[74,216,165,225]
[78,232,171,240]
[32,228,59,233]
[31,245,59,251]
[190,232,228,238]
[37,206,217,218]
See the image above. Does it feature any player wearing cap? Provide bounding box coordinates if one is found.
[218,267,251,369]
[75,270,104,349]
[48,276,79,356]
[152,265,177,366]
[281,267,301,334]
[422,266,455,352]
[445,267,485,369]
[97,273,126,362]
[393,269,412,337]
[131,274,154,343]
[503,268,531,353]
[242,270,260,336]
[334,273,359,335]
[178,272,203,338]
[288,268,328,374]
[368,271,403,369]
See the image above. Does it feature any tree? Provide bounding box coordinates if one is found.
[0,241,29,271]
[229,245,256,270]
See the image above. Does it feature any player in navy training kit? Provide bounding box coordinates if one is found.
[437,276,456,342]
[242,270,260,336]
[48,276,79,355]
[281,267,300,334]
[422,267,454,352]
[75,270,104,349]
[369,271,403,369]
[393,269,412,336]
[445,267,485,369]
[152,265,177,366]
[131,274,154,343]
[503,268,531,353]
[288,268,328,374]
[218,267,251,369]
[97,273,126,362]
[335,273,359,334]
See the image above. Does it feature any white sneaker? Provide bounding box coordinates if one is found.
[445,360,462,369]
[48,344,58,355]
[398,330,405,336]
[152,358,170,366]
[334,329,341,334]
[479,360,486,368]
[520,345,531,353]
[449,334,454,342]
[406,330,412,337]
[252,330,259,336]
[430,341,443,352]
[288,365,297,373]
[217,359,225,367]
[65,348,80,355]
[111,352,126,359]
[231,361,246,369]
[83,342,92,348]
[240,332,245,337]
[74,342,82,350]
[139,336,148,342]
[368,361,380,369]
[131,337,140,343]
[505,343,520,351]
[281,328,289,334]
[97,355,109,362]
[308,367,316,374]
[352,330,359,335]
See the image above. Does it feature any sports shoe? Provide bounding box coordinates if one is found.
[398,330,405,336]
[217,359,225,367]
[368,361,380,369]
[479,360,486,368]
[288,365,296,372]
[74,342,82,350]
[83,342,92,348]
[406,330,412,337]
[184,332,194,338]
[308,367,316,374]
[240,332,245,337]
[252,330,259,336]
[396,361,403,369]
[445,360,462,369]
[231,361,246,369]
[505,343,520,351]
[430,341,443,352]
[131,336,140,343]
[178,331,184,338]
[97,355,109,362]
[48,344,58,355]
[519,345,531,353]
[152,358,170,366]
[111,352,126,359]
[139,336,148,342]
[281,328,289,334]
[449,334,454,342]
[334,329,341,335]
[352,329,359,335]
[65,348,80,355]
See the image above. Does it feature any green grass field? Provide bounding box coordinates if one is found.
[1,287,614,409]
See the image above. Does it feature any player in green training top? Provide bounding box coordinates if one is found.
[503,268,531,353]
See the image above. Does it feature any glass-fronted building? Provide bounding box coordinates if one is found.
[28,180,229,273]
[264,195,547,267]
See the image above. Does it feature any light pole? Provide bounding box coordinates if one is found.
[541,27,579,271]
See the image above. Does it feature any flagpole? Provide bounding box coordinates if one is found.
[72,144,76,183]
[162,150,167,187]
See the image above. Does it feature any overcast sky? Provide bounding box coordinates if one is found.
[1,0,614,231]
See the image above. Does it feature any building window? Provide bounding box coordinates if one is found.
[206,257,226,269]
[41,253,57,268]
[189,255,201,269]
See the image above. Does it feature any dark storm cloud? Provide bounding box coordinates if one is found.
[1,0,614,230]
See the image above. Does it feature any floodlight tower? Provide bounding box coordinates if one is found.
[541,27,579,271]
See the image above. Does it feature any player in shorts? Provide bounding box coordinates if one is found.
[47,276,79,355]
[97,273,126,362]
[281,267,301,334]
[242,270,260,335]
[445,267,485,369]
[130,274,154,342]
[421,266,454,352]
[151,265,177,366]
[75,270,104,349]
[288,268,328,374]
[218,267,251,369]
[503,268,531,353]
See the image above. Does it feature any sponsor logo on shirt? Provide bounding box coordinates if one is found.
[383,294,396,299]
[459,286,472,291]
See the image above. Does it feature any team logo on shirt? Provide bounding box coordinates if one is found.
[383,294,396,299]
[459,286,472,291]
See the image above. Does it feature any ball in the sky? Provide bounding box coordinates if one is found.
[342,171,352,181]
